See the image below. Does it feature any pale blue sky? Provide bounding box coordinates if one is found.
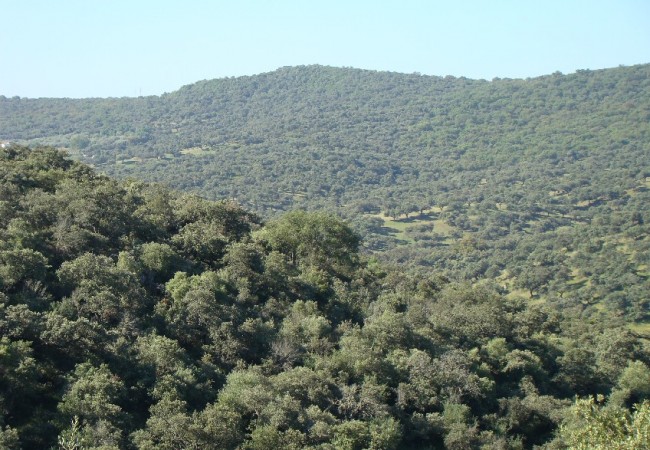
[1,0,649,98]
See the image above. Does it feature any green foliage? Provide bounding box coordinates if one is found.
[559,396,650,449]
[58,363,126,424]
[57,416,85,450]
[0,337,39,410]
[3,65,650,322]
[0,248,48,290]
[57,363,126,449]
[263,210,360,277]
[610,361,650,408]
[0,146,648,449]
[56,253,149,327]
[131,394,197,450]
[0,427,21,450]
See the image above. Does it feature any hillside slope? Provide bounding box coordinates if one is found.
[1,145,649,449]
[2,65,648,213]
[1,65,649,321]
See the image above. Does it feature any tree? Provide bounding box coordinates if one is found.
[262,210,360,277]
[171,221,228,266]
[134,333,205,402]
[275,300,331,364]
[0,337,39,435]
[610,361,650,408]
[0,248,49,291]
[559,396,650,449]
[56,253,149,327]
[131,394,199,450]
[57,362,126,449]
[138,242,185,283]
[515,265,553,297]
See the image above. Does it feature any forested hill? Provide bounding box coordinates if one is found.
[2,64,648,216]
[1,64,648,214]
[3,65,650,324]
[1,64,648,220]
[1,145,649,449]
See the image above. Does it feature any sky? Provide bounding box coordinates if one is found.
[1,0,649,98]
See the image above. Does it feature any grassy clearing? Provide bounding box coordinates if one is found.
[505,288,533,300]
[431,219,455,236]
[180,146,215,156]
[630,322,650,337]
[281,191,307,200]
[117,157,144,165]
[365,208,457,244]
[380,219,415,243]
[567,268,589,286]
[180,143,241,157]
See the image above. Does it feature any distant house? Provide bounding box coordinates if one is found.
[0,142,10,148]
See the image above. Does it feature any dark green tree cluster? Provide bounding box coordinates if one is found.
[1,64,649,321]
[1,146,649,449]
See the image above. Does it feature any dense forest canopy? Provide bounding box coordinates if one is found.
[3,64,648,215]
[1,64,649,447]
[1,145,649,449]
[1,64,649,324]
